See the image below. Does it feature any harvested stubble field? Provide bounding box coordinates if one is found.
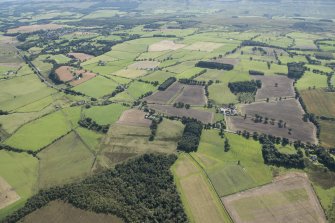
[300,89,335,118]
[174,85,207,106]
[128,61,160,70]
[148,40,186,52]
[184,42,223,52]
[113,69,146,78]
[228,99,316,143]
[319,120,335,148]
[149,104,214,123]
[67,52,94,62]
[7,24,64,33]
[253,75,295,100]
[22,201,123,223]
[222,173,326,223]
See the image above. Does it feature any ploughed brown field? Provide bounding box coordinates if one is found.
[145,82,207,106]
[222,173,326,223]
[253,75,295,100]
[67,52,94,62]
[227,99,317,143]
[149,104,214,124]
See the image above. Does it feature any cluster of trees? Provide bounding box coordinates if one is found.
[78,118,109,133]
[177,119,203,153]
[228,80,262,94]
[314,52,334,60]
[287,62,306,79]
[249,70,264,75]
[224,138,231,152]
[179,79,206,86]
[158,77,176,91]
[0,110,9,115]
[173,102,190,109]
[138,91,153,100]
[3,154,188,223]
[63,89,85,96]
[305,55,321,65]
[261,139,305,169]
[103,85,125,99]
[196,61,234,71]
[316,148,335,171]
[149,118,163,141]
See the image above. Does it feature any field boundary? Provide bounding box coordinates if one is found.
[188,153,234,223]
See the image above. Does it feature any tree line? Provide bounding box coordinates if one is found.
[158,77,176,91]
[195,61,234,70]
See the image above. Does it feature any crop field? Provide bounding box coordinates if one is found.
[319,120,335,148]
[253,75,295,100]
[84,103,128,125]
[22,201,124,223]
[228,99,317,143]
[222,173,326,223]
[172,154,231,223]
[7,24,64,33]
[38,131,94,188]
[149,104,214,123]
[300,89,335,118]
[4,107,80,151]
[194,131,273,196]
[148,40,186,51]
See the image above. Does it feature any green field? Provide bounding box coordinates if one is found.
[38,131,94,188]
[0,151,38,218]
[126,81,157,99]
[193,130,273,196]
[296,71,328,90]
[0,74,56,111]
[84,103,128,125]
[73,76,118,98]
[4,107,80,151]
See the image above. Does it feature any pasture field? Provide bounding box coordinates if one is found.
[234,59,288,75]
[208,83,238,105]
[195,69,250,83]
[67,52,94,62]
[38,131,94,188]
[73,76,118,98]
[319,120,335,148]
[300,89,335,118]
[128,61,160,70]
[140,70,176,84]
[175,67,205,79]
[22,201,124,223]
[4,107,80,151]
[126,81,156,99]
[296,71,328,90]
[82,9,123,19]
[84,103,128,125]
[0,74,56,111]
[222,173,326,223]
[184,42,224,52]
[75,127,103,152]
[172,153,232,223]
[0,151,38,218]
[7,24,64,33]
[194,130,273,196]
[0,177,20,210]
[229,99,316,143]
[253,75,294,100]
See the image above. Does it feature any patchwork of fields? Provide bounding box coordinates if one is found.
[1,3,335,222]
